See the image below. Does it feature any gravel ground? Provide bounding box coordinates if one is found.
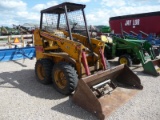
[0,58,160,120]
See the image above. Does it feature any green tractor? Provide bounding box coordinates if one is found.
[100,26,111,33]
[102,35,160,76]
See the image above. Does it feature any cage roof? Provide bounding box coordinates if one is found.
[41,2,86,14]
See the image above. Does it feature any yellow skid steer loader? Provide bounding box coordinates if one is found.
[34,2,143,120]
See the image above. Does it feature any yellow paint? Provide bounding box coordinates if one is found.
[157,68,160,72]
[120,57,128,65]
[34,29,106,77]
[54,69,67,89]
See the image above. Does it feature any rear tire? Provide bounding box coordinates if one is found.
[35,59,53,84]
[118,55,132,67]
[52,62,78,95]
[132,59,141,65]
[153,48,159,56]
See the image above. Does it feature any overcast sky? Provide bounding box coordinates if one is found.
[0,0,160,26]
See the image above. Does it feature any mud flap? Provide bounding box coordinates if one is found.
[143,59,160,76]
[72,64,143,120]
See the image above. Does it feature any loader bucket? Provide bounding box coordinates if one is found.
[143,59,160,76]
[72,64,143,120]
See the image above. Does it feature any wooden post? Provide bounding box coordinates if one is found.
[32,34,34,46]
[21,35,24,47]
[8,35,11,48]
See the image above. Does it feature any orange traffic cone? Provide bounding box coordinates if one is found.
[13,38,20,43]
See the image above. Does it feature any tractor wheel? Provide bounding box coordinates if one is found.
[132,59,141,65]
[104,45,115,60]
[52,62,78,95]
[153,48,159,56]
[35,59,53,84]
[118,55,132,67]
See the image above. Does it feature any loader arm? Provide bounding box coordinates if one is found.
[40,31,84,61]
[63,30,105,55]
[143,41,156,60]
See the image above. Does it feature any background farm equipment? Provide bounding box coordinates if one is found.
[122,30,160,56]
[0,46,35,62]
[89,25,111,38]
[109,11,160,37]
[0,34,35,62]
[34,2,143,120]
[13,24,34,34]
[123,30,160,46]
[0,26,9,36]
[0,26,20,36]
[139,31,160,45]
[103,35,160,76]
[122,31,139,39]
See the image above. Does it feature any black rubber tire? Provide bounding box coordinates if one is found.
[153,48,159,56]
[118,55,132,67]
[132,59,141,65]
[104,45,115,60]
[52,62,78,95]
[35,59,53,85]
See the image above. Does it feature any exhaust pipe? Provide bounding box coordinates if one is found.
[72,64,143,120]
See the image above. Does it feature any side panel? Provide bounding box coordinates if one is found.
[110,16,160,36]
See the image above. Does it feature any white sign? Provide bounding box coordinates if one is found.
[125,19,140,26]
[125,20,132,26]
[133,19,140,25]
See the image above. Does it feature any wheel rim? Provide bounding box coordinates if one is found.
[120,57,128,65]
[54,69,67,89]
[37,63,45,80]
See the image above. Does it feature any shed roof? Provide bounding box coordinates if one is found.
[110,11,160,20]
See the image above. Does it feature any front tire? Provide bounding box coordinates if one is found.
[118,55,132,67]
[153,48,159,56]
[132,59,141,65]
[52,62,78,95]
